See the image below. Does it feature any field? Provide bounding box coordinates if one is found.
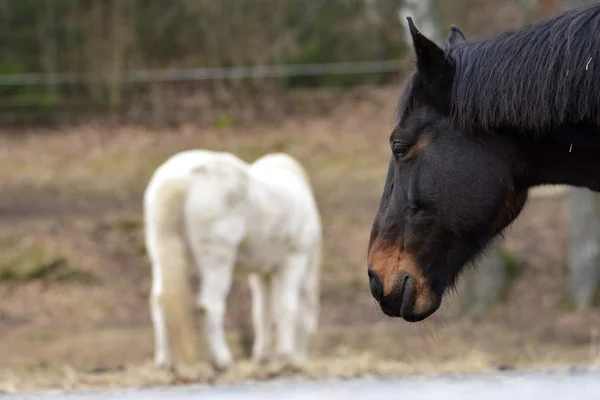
[1,87,599,393]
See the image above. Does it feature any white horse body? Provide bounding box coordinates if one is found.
[144,150,322,370]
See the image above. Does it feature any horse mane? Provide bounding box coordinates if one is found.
[446,3,600,133]
[395,71,418,121]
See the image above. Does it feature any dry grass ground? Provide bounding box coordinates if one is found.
[1,87,600,393]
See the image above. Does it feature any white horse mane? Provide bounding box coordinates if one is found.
[144,149,322,370]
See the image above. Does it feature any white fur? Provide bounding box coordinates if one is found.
[144,150,322,370]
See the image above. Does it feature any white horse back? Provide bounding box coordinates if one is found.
[145,150,248,195]
[235,153,322,272]
[146,150,320,275]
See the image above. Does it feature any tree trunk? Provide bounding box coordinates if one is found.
[566,188,600,310]
[562,0,596,7]
[561,0,600,311]
[537,0,562,16]
[400,0,508,317]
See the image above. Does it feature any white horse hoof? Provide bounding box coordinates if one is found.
[155,358,173,370]
[251,353,271,365]
[273,353,304,371]
[212,357,233,372]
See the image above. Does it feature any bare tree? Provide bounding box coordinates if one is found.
[537,0,562,15]
[560,0,600,311]
[566,188,600,310]
[563,0,596,7]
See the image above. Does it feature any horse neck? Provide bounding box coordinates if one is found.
[520,124,600,191]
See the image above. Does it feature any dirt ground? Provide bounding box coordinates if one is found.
[1,86,600,393]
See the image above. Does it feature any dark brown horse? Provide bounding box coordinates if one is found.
[368,3,600,322]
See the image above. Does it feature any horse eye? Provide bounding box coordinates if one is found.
[392,143,411,158]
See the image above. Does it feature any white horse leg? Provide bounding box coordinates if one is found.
[195,252,236,371]
[293,285,317,362]
[294,295,311,361]
[249,273,272,363]
[271,253,307,364]
[296,294,319,361]
[295,247,320,361]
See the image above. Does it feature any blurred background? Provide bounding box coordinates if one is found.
[1,0,600,392]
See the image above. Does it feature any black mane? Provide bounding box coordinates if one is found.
[396,72,417,121]
[446,3,600,133]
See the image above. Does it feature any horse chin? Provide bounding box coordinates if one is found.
[380,301,440,322]
[399,302,440,322]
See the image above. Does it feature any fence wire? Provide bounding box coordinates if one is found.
[0,60,403,86]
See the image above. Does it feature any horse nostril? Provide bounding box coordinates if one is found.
[368,269,384,301]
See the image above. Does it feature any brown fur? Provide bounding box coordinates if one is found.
[404,136,429,161]
[367,237,436,315]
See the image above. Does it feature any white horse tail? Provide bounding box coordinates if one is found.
[145,175,197,366]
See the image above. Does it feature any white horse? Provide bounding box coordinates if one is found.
[144,150,322,370]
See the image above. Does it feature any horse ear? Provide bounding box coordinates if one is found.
[445,25,467,48]
[406,17,450,85]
